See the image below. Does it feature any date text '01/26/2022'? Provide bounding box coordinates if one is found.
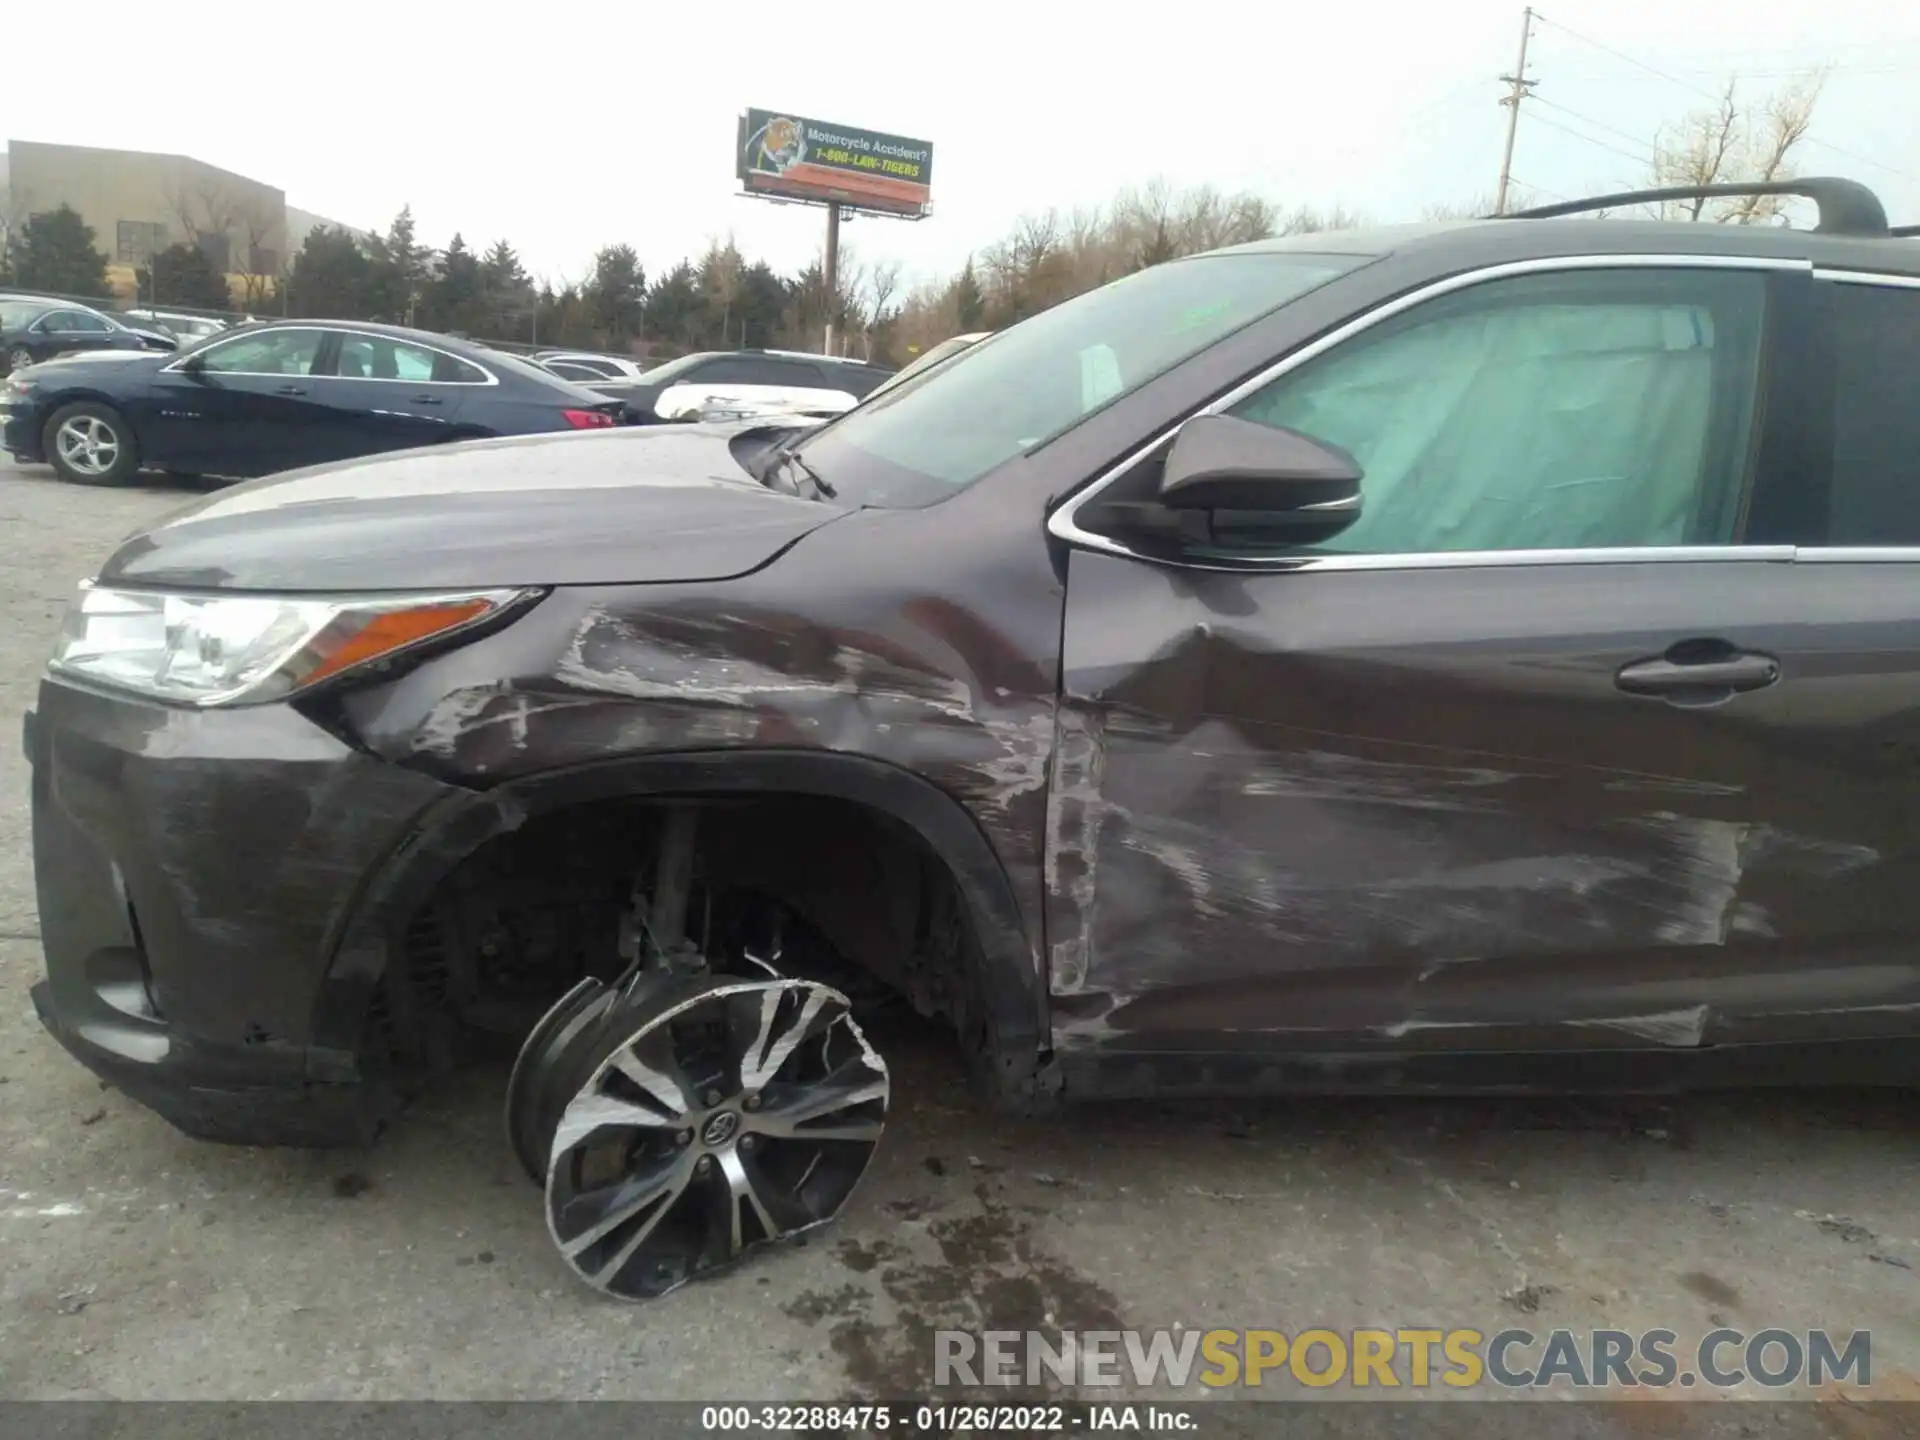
[697,1404,1197,1432]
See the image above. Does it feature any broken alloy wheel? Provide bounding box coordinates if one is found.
[506,972,890,1301]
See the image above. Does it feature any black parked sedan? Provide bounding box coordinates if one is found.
[0,297,176,375]
[1,319,628,485]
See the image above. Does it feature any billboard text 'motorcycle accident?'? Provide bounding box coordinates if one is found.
[738,109,934,216]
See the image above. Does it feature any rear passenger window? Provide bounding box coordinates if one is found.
[332,334,485,384]
[1825,282,1920,545]
[434,352,488,384]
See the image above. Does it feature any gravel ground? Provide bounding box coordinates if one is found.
[0,452,1916,1412]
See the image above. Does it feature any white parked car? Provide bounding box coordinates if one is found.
[866,331,992,398]
[531,350,651,382]
[121,309,228,344]
[589,348,896,423]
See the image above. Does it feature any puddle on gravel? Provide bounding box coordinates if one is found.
[784,1178,1125,1399]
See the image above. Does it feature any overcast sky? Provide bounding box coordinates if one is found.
[10,0,1918,293]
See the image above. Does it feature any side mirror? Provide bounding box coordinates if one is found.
[1090,415,1363,549]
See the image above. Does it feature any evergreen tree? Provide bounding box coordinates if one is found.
[951,258,986,329]
[583,244,645,345]
[12,206,110,298]
[283,226,375,319]
[422,233,483,334]
[137,243,232,312]
[644,261,702,348]
[479,239,534,338]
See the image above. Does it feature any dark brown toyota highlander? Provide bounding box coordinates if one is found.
[26,178,1920,1300]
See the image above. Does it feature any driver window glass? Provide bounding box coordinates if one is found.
[1226,267,1767,554]
[195,330,324,376]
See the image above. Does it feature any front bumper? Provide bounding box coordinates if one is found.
[26,678,463,1146]
[1,393,50,462]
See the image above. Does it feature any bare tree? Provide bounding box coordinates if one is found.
[1277,203,1365,235]
[0,180,37,268]
[164,178,228,270]
[1648,69,1828,224]
[234,200,280,312]
[861,258,902,343]
[879,179,1340,363]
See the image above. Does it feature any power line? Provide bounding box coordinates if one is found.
[1530,96,1660,157]
[1403,78,1502,125]
[1531,12,1723,103]
[1504,174,1573,203]
[1531,10,1920,186]
[1525,111,1660,167]
[1802,137,1920,184]
[1553,65,1912,83]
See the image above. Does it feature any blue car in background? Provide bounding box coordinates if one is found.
[1,319,629,486]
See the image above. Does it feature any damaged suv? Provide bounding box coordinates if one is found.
[27,177,1920,1302]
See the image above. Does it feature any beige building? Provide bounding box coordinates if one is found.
[1,140,358,303]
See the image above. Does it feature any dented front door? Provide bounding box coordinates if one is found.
[1047,547,1913,1061]
[1043,258,1916,1065]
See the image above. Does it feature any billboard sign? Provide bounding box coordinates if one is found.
[738,109,933,217]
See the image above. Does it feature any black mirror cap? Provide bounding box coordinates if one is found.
[1158,414,1362,513]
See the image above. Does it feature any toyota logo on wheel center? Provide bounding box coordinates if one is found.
[701,1111,741,1147]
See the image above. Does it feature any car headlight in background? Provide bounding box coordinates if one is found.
[50,584,539,706]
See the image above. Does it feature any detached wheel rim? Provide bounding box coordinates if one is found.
[534,977,888,1302]
[55,415,121,476]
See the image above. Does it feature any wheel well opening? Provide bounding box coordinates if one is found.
[367,791,989,1081]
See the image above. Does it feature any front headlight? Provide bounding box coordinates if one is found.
[50,583,537,706]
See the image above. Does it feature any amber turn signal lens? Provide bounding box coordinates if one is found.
[302,598,496,686]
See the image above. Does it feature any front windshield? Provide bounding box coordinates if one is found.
[634,352,714,384]
[0,300,46,329]
[799,251,1363,507]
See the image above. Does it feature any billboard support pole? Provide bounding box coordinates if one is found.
[822,200,842,356]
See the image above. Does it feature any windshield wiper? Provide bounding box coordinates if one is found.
[770,448,836,500]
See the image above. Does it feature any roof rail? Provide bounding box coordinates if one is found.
[1502,178,1890,237]
[749,346,878,364]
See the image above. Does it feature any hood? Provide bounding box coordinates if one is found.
[99,424,851,592]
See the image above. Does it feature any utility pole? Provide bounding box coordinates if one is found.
[1494,6,1536,215]
[821,200,842,356]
